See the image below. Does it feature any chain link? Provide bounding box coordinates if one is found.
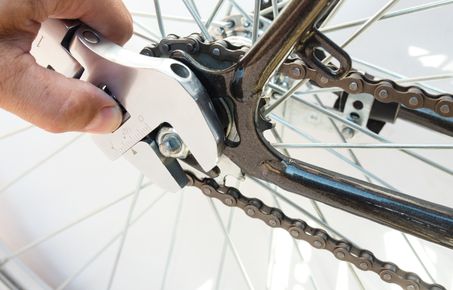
[187,173,446,290]
[280,58,453,117]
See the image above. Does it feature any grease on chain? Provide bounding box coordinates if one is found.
[187,173,446,290]
[280,58,453,117]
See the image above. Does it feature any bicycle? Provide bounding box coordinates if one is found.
[0,0,452,289]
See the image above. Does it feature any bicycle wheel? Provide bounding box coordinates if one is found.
[0,1,452,290]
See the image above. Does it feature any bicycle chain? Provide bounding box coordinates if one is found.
[280,58,453,117]
[141,34,450,290]
[187,173,446,290]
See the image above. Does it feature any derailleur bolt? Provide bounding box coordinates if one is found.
[157,127,189,159]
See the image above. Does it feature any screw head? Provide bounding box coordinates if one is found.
[440,104,451,115]
[409,96,420,107]
[349,81,359,91]
[382,273,392,281]
[406,285,416,290]
[82,30,100,44]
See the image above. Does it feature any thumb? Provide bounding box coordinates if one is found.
[1,53,123,133]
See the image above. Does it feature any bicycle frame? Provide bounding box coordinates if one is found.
[182,0,453,248]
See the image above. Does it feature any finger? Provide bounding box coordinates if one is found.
[0,53,123,133]
[47,0,133,45]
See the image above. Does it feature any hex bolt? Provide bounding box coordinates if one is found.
[212,48,221,56]
[378,89,389,99]
[157,128,189,159]
[349,81,359,91]
[82,30,100,44]
[440,104,451,115]
[409,96,420,107]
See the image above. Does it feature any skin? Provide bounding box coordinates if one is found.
[0,0,133,133]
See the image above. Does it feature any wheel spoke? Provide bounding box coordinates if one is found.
[264,0,399,115]
[260,1,289,16]
[322,0,453,34]
[252,0,261,44]
[270,82,453,175]
[0,125,33,141]
[271,0,279,19]
[182,0,213,41]
[213,208,235,290]
[395,73,453,84]
[55,192,166,290]
[320,0,346,28]
[153,0,166,38]
[272,143,453,150]
[0,182,152,267]
[0,135,83,195]
[226,0,253,24]
[326,0,400,62]
[106,174,144,290]
[271,114,397,188]
[205,0,225,29]
[134,20,161,42]
[208,199,255,290]
[160,194,184,290]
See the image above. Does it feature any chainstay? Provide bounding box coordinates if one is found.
[186,172,446,290]
[280,58,453,118]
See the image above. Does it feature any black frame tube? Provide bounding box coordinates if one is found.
[222,0,453,248]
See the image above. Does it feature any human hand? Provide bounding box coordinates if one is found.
[0,0,133,133]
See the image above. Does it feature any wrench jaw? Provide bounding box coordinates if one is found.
[31,20,225,193]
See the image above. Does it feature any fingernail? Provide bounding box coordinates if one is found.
[84,106,123,133]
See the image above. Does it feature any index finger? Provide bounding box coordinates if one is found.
[45,0,133,45]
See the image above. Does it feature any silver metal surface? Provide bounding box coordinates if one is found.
[31,20,82,78]
[32,20,225,192]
